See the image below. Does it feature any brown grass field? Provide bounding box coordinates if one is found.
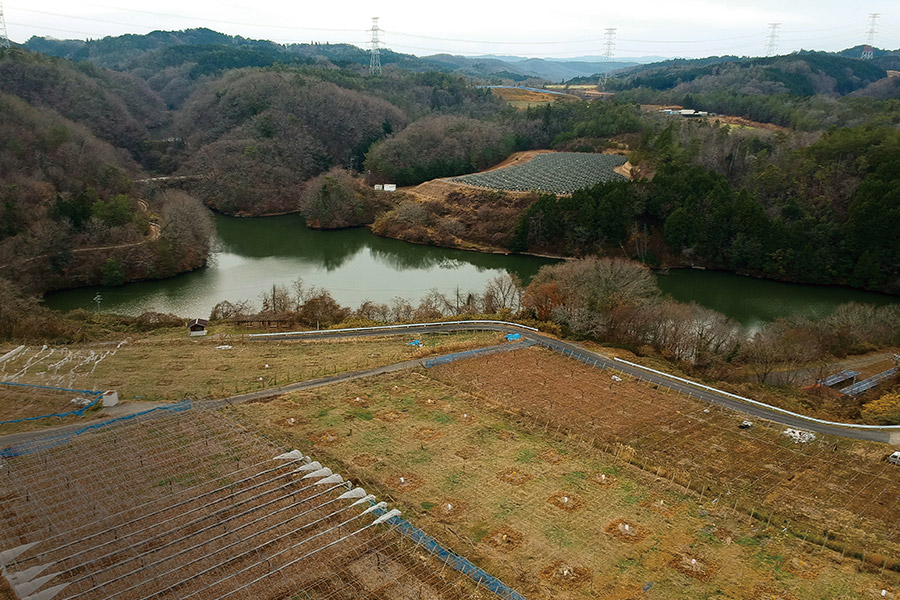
[489,87,581,109]
[227,354,900,599]
[3,337,899,599]
[429,348,900,559]
[0,331,501,435]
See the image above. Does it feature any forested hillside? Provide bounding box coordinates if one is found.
[0,48,212,293]
[2,31,899,296]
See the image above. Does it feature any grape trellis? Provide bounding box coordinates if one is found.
[451,152,627,194]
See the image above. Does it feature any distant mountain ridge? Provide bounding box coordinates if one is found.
[23,28,632,82]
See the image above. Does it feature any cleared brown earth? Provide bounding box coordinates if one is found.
[489,87,581,109]
[228,368,899,600]
[429,347,900,566]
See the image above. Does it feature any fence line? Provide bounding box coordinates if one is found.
[422,340,537,369]
[378,510,528,600]
[0,400,191,458]
[0,382,104,426]
[248,320,539,339]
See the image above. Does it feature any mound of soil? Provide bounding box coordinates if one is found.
[539,561,591,589]
[307,429,341,446]
[605,519,649,543]
[669,553,718,581]
[484,527,524,551]
[497,468,533,485]
[547,491,584,511]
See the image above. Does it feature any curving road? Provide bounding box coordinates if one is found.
[250,320,900,445]
[5,321,896,450]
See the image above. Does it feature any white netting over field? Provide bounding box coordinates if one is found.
[451,153,627,194]
[0,409,520,600]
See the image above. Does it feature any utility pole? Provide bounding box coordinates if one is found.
[764,23,780,57]
[600,27,616,89]
[0,0,11,49]
[861,13,879,59]
[369,17,382,76]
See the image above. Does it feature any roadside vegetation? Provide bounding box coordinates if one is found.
[3,258,898,424]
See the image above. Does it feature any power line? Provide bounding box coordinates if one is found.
[862,13,879,59]
[765,23,781,57]
[600,27,615,89]
[0,0,10,49]
[369,17,381,76]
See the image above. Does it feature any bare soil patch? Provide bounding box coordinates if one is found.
[605,518,649,543]
[484,527,524,551]
[415,427,443,441]
[307,428,341,446]
[539,561,592,589]
[547,491,583,511]
[669,552,718,581]
[351,453,381,468]
[455,446,481,460]
[431,499,466,521]
[385,473,423,492]
[496,468,533,485]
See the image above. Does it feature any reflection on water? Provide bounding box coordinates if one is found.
[43,214,899,324]
[44,214,556,318]
[657,268,898,329]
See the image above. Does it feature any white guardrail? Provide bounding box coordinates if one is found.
[248,320,539,339]
[614,357,900,431]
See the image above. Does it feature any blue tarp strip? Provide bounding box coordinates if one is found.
[0,380,101,396]
[0,382,104,426]
[377,511,528,600]
[1,400,191,458]
[422,340,536,368]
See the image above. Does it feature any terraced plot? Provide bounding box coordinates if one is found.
[0,409,509,600]
[451,152,627,194]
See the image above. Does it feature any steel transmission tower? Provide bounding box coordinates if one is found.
[0,0,11,50]
[600,27,616,89]
[861,13,879,59]
[764,23,780,57]
[369,17,382,76]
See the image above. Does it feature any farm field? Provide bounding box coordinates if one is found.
[0,383,102,436]
[430,347,900,563]
[0,331,501,435]
[228,365,899,600]
[488,86,581,109]
[0,409,494,599]
[451,152,627,195]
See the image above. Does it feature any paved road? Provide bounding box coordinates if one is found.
[4,322,896,449]
[252,322,900,444]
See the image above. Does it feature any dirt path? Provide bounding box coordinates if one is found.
[0,203,160,271]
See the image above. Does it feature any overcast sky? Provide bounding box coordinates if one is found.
[4,0,899,59]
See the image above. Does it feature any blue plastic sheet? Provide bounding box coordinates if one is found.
[373,507,527,600]
[1,400,191,458]
[0,382,104,426]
